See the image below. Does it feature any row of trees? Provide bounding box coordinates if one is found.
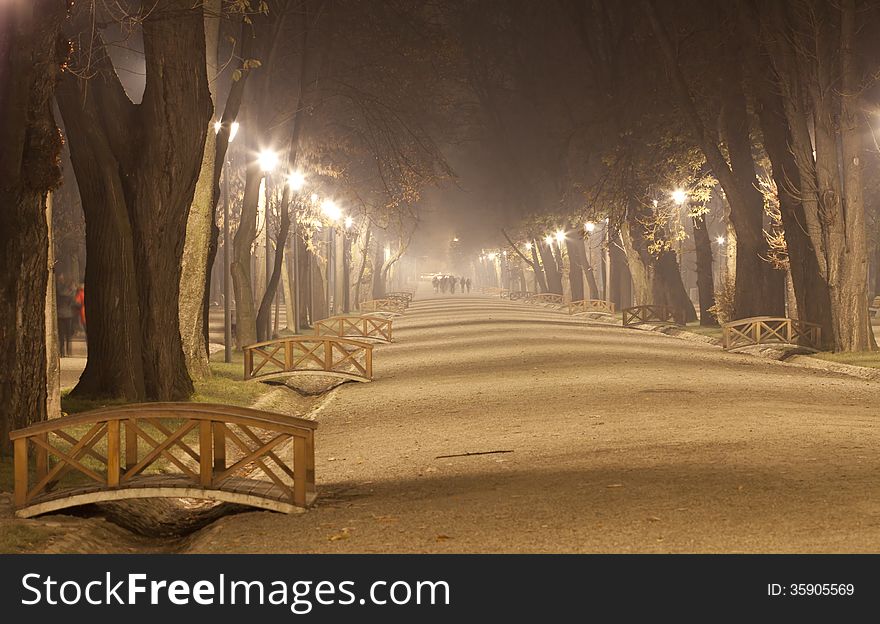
[0,0,455,453]
[442,0,879,352]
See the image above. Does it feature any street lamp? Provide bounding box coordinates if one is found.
[287,170,306,191]
[585,221,595,233]
[525,242,533,250]
[544,235,553,246]
[555,229,565,243]
[672,189,687,205]
[716,235,725,245]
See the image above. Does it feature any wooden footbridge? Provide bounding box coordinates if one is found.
[314,314,393,343]
[567,299,615,315]
[244,336,374,383]
[359,298,407,315]
[722,317,822,350]
[622,305,682,327]
[10,403,317,518]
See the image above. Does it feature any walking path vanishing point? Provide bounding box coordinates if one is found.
[187,290,878,552]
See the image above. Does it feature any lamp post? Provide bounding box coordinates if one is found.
[220,120,239,363]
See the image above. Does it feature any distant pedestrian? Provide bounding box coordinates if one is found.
[432,275,439,293]
[450,276,458,293]
[460,277,466,293]
[74,283,86,336]
[465,278,471,293]
[440,276,448,294]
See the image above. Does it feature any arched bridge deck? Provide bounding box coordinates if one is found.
[9,403,317,518]
[244,336,374,382]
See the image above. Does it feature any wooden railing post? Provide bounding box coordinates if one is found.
[324,339,333,373]
[13,437,28,507]
[199,420,213,487]
[35,433,47,482]
[106,420,120,487]
[243,348,253,380]
[305,431,316,494]
[213,421,226,471]
[126,419,137,470]
[293,435,307,507]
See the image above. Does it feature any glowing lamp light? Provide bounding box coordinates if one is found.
[585,222,595,233]
[652,199,659,208]
[321,198,342,222]
[544,235,554,246]
[453,237,460,242]
[488,252,497,260]
[213,120,222,134]
[344,216,354,229]
[310,192,319,203]
[671,189,687,205]
[287,171,306,191]
[716,236,726,245]
[555,230,565,243]
[258,149,279,173]
[525,242,533,250]
[229,122,240,142]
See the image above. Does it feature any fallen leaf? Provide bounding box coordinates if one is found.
[436,534,452,541]
[647,516,661,522]
[606,483,624,488]
[328,528,352,541]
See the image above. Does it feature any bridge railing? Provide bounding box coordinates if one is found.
[722,316,822,350]
[385,291,414,305]
[567,299,615,315]
[527,293,564,306]
[622,304,682,327]
[244,336,373,382]
[507,290,533,301]
[359,298,406,315]
[9,403,317,518]
[314,315,393,343]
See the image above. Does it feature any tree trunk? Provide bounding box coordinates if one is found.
[692,214,717,326]
[179,0,221,380]
[282,251,295,330]
[537,239,563,294]
[371,237,387,299]
[45,191,61,417]
[256,197,290,341]
[0,0,68,453]
[231,163,261,348]
[354,225,372,306]
[529,240,548,293]
[652,249,698,323]
[619,220,652,306]
[58,0,210,400]
[645,0,783,319]
[564,235,585,302]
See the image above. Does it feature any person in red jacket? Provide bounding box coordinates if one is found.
[74,283,86,336]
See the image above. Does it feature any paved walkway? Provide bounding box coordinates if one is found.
[185,291,880,553]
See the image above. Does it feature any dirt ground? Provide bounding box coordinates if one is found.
[176,289,880,553]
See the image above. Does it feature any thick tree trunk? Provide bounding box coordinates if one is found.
[652,250,698,323]
[257,199,290,341]
[0,0,68,453]
[692,214,717,326]
[58,0,210,400]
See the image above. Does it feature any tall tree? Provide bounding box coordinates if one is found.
[0,0,69,453]
[57,0,212,400]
